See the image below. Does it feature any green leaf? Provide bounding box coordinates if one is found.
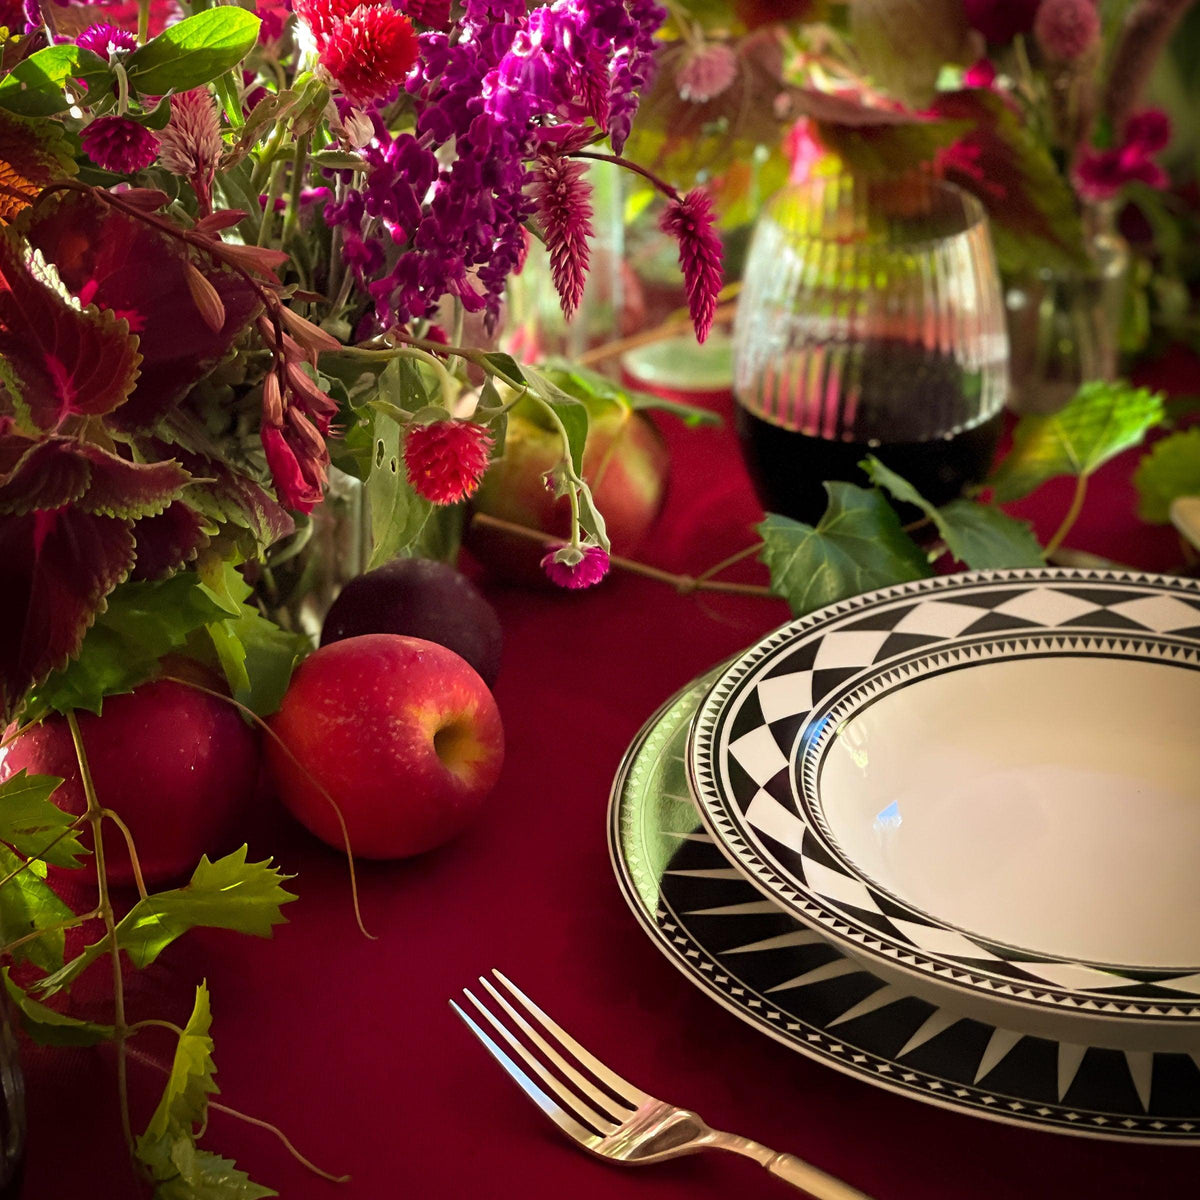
[863,457,1044,569]
[25,573,231,720]
[0,771,89,868]
[988,380,1165,502]
[759,484,932,617]
[3,969,112,1046]
[538,361,720,428]
[523,366,588,477]
[849,0,970,108]
[1134,428,1200,524]
[38,847,295,994]
[0,846,73,974]
[481,351,525,386]
[144,983,217,1143]
[366,406,435,569]
[0,45,112,116]
[150,1146,277,1200]
[126,9,261,97]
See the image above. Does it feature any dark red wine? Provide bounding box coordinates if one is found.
[736,405,1004,525]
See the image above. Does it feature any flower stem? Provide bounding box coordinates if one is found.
[137,0,149,43]
[282,134,310,252]
[571,150,680,202]
[66,711,134,1159]
[1045,473,1089,558]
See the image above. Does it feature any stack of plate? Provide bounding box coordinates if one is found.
[608,568,1200,1143]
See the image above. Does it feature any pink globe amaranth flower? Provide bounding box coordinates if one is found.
[1126,109,1171,155]
[256,0,293,41]
[675,42,737,104]
[302,0,419,106]
[540,543,610,590]
[76,21,137,56]
[1034,0,1101,62]
[659,188,724,344]
[532,154,593,320]
[963,58,998,89]
[80,116,159,174]
[962,0,1040,43]
[404,419,494,505]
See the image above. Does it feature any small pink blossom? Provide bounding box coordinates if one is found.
[157,89,222,213]
[540,543,610,590]
[76,22,136,56]
[660,188,724,344]
[1034,0,1100,63]
[963,59,997,89]
[1075,110,1172,201]
[675,42,737,104]
[784,118,824,185]
[532,155,593,320]
[404,419,494,505]
[80,116,159,174]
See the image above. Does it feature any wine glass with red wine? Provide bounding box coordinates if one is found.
[733,174,1009,524]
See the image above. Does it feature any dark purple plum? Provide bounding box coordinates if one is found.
[320,558,503,687]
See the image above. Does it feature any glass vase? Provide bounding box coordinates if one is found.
[1004,203,1130,416]
[0,998,24,1198]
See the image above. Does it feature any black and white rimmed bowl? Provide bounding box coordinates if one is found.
[687,569,1200,1051]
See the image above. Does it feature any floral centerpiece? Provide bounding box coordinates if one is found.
[0,0,724,1190]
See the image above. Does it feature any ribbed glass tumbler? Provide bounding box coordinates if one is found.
[733,174,1009,524]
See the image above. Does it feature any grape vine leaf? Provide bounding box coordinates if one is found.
[0,107,77,225]
[1133,428,1200,524]
[143,983,219,1142]
[0,845,73,974]
[3,970,113,1046]
[863,457,1044,569]
[125,8,262,97]
[0,770,89,868]
[988,381,1166,503]
[758,484,931,617]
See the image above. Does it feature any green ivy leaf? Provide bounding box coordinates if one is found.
[863,457,1044,568]
[3,969,113,1046]
[1133,427,1200,524]
[0,846,73,973]
[758,484,931,617]
[0,45,112,116]
[126,9,261,96]
[0,771,89,868]
[988,381,1165,502]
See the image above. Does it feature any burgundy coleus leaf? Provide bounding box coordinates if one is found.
[129,501,211,580]
[0,507,136,720]
[0,228,142,433]
[0,436,91,514]
[74,443,191,519]
[25,190,263,431]
[0,108,77,226]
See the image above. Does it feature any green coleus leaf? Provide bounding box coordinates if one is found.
[0,770,89,868]
[758,483,931,617]
[988,380,1165,502]
[0,45,112,116]
[1133,427,1200,524]
[25,572,231,720]
[0,845,73,974]
[0,107,77,226]
[126,9,262,96]
[864,457,1044,569]
[38,847,295,994]
[3,969,113,1046]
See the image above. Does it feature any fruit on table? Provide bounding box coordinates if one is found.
[467,390,669,585]
[0,678,261,888]
[320,558,503,687]
[266,634,504,859]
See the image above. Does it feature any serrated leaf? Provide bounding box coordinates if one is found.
[151,1146,277,1200]
[988,380,1165,502]
[849,0,969,108]
[143,983,217,1142]
[0,107,77,226]
[3,969,112,1045]
[25,571,230,720]
[0,44,112,116]
[0,845,73,973]
[1134,428,1200,524]
[76,445,191,520]
[759,483,931,617]
[39,847,295,993]
[126,9,261,96]
[0,770,89,867]
[863,457,1044,568]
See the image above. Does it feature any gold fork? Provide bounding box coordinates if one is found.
[451,970,875,1199]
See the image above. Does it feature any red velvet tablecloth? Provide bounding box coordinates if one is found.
[23,357,1200,1199]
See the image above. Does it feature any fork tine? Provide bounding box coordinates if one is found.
[490,970,649,1108]
[450,1000,599,1146]
[461,987,621,1134]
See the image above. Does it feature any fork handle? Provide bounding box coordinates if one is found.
[764,1151,875,1200]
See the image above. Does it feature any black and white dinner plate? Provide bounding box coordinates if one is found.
[610,668,1200,1144]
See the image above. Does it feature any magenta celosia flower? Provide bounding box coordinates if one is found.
[659,188,724,344]
[157,88,222,213]
[963,58,997,89]
[532,155,593,320]
[402,0,450,27]
[1034,0,1100,62]
[80,116,159,174]
[76,22,137,56]
[257,0,293,41]
[675,42,736,103]
[962,0,1039,43]
[540,543,610,589]
[404,419,494,505]
[298,0,419,106]
[1075,109,1172,201]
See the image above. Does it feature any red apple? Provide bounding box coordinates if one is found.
[466,389,669,585]
[265,634,504,859]
[0,678,261,888]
